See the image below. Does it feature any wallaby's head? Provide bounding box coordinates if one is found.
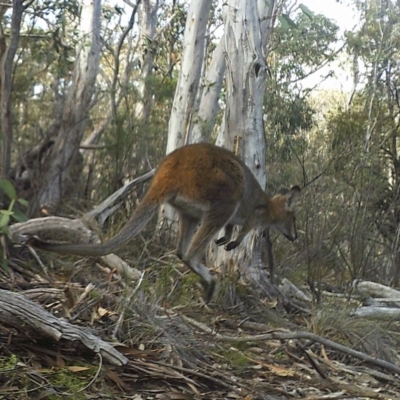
[269,185,301,241]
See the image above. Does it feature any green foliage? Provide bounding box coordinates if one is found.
[278,14,297,29]
[298,3,315,20]
[273,12,339,71]
[0,180,28,236]
[265,8,339,161]
[0,353,92,400]
[49,368,89,398]
[0,353,18,370]
[214,346,252,368]
[0,180,28,269]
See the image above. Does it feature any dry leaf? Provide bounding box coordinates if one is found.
[258,362,296,377]
[105,367,130,391]
[97,306,117,317]
[56,350,65,368]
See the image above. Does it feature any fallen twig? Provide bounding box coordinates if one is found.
[181,315,400,375]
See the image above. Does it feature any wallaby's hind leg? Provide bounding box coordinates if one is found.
[176,213,199,259]
[182,207,235,302]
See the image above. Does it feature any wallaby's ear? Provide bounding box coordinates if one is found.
[285,185,301,209]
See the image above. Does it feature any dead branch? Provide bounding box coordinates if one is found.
[9,217,141,280]
[10,216,97,243]
[181,315,400,376]
[352,306,400,319]
[0,289,128,366]
[84,168,155,226]
[279,278,312,302]
[355,280,400,299]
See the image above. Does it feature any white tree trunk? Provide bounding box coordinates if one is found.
[212,0,276,292]
[258,0,277,51]
[161,0,212,224]
[191,36,226,143]
[165,0,212,154]
[33,0,101,213]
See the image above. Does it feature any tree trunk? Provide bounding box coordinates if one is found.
[212,0,276,294]
[0,0,24,180]
[165,0,212,154]
[191,36,226,143]
[161,0,212,225]
[30,0,101,215]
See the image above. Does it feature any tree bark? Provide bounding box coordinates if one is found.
[31,0,101,214]
[161,0,212,224]
[165,0,212,154]
[191,35,226,143]
[0,0,24,180]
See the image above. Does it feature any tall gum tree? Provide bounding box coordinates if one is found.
[165,0,212,154]
[212,0,278,293]
[161,0,212,223]
[31,0,101,214]
[191,35,226,143]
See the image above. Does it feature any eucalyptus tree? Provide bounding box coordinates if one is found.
[165,0,212,154]
[210,0,278,291]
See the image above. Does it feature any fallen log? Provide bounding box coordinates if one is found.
[354,280,400,299]
[0,289,128,366]
[352,306,400,319]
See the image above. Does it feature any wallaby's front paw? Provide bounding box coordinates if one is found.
[215,237,228,246]
[225,241,239,251]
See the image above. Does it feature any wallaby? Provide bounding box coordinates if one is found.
[29,143,301,301]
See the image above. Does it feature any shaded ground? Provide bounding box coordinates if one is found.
[0,242,400,400]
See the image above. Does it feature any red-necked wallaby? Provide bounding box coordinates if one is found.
[29,143,301,301]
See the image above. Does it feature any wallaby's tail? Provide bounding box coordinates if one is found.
[30,200,159,256]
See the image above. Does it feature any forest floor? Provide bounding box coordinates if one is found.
[1,239,400,400]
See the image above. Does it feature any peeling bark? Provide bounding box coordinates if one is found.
[191,36,226,143]
[165,0,212,153]
[212,0,277,296]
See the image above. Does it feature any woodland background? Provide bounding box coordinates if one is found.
[1,0,400,398]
